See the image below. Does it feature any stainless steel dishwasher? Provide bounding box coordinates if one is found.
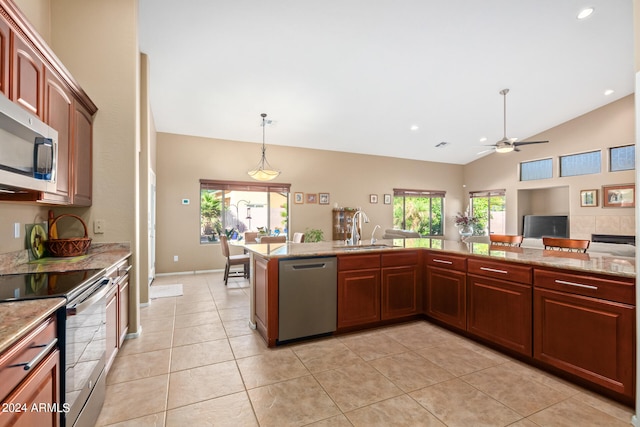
[278,257,337,342]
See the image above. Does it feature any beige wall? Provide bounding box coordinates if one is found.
[156,134,465,273]
[465,95,635,239]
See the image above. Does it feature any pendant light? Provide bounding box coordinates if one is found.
[248,113,280,181]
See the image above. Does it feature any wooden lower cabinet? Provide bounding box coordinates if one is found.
[254,255,278,346]
[105,283,118,373]
[0,315,60,427]
[467,258,533,356]
[338,268,381,328]
[424,266,467,330]
[534,287,635,399]
[381,251,420,320]
[0,350,60,427]
[467,274,532,355]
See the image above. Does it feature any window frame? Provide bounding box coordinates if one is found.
[393,188,446,237]
[520,158,553,181]
[200,179,291,244]
[609,144,635,172]
[559,150,601,177]
[469,189,506,236]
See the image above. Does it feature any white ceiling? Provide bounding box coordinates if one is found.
[138,0,634,165]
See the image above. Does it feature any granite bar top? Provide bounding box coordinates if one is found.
[0,297,65,354]
[0,242,131,275]
[242,238,636,278]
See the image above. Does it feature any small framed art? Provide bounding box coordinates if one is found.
[306,193,317,204]
[602,184,635,208]
[370,194,378,204]
[579,189,598,207]
[294,192,304,204]
[384,194,391,204]
[319,193,330,205]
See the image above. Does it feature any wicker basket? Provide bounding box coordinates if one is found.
[46,214,92,257]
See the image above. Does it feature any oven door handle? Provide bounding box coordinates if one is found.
[67,279,112,316]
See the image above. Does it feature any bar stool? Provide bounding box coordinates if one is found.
[489,234,524,247]
[543,237,590,253]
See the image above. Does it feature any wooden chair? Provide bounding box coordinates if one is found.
[220,235,250,285]
[292,232,305,243]
[543,237,590,253]
[244,231,258,243]
[258,236,286,243]
[489,234,523,247]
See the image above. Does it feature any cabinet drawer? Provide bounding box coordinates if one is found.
[338,254,381,271]
[534,269,634,304]
[382,250,419,267]
[468,258,532,284]
[425,252,466,271]
[0,316,57,402]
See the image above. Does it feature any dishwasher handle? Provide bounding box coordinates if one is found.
[292,263,328,270]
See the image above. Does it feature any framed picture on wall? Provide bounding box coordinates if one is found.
[602,184,635,208]
[384,194,392,204]
[306,193,317,204]
[370,194,378,204]
[319,193,330,205]
[294,192,304,204]
[580,189,598,207]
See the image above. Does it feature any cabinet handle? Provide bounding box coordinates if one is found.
[554,279,598,290]
[480,266,508,274]
[10,338,58,371]
[432,259,453,264]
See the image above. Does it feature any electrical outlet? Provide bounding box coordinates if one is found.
[94,220,105,234]
[14,223,20,239]
[173,255,179,262]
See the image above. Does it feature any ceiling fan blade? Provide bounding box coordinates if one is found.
[513,140,549,147]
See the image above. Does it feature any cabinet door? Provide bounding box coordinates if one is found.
[0,19,10,96]
[118,278,129,346]
[381,265,419,320]
[0,349,60,427]
[425,266,466,330]
[534,288,635,398]
[338,269,381,328]
[468,274,532,356]
[12,33,43,118]
[105,285,118,373]
[42,68,72,204]
[71,100,93,206]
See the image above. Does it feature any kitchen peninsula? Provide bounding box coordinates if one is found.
[245,238,636,405]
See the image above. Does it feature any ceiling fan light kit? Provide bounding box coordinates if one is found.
[247,113,281,181]
[488,88,549,154]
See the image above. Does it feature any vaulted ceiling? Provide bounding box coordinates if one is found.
[139,0,634,165]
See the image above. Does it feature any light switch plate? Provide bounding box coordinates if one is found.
[94,220,105,234]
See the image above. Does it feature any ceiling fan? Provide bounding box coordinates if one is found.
[483,88,549,154]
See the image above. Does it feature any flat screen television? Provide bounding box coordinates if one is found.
[523,215,569,239]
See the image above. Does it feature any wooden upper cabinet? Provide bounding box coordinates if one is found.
[71,100,92,206]
[12,32,43,118]
[0,19,9,96]
[42,67,72,204]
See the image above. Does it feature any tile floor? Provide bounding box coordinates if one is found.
[96,271,635,426]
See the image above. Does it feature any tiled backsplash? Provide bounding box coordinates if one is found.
[571,215,635,240]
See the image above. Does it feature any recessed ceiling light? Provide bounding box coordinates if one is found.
[577,7,594,20]
[479,137,487,142]
[410,125,419,131]
[604,89,614,96]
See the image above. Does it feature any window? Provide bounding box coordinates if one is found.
[520,158,552,181]
[200,180,290,243]
[469,190,506,236]
[610,145,635,172]
[560,150,601,177]
[393,189,445,236]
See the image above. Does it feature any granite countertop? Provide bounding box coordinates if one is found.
[0,297,65,354]
[0,242,131,275]
[242,238,636,278]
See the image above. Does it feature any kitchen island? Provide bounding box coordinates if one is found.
[244,238,636,404]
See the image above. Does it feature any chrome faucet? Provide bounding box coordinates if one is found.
[348,210,369,245]
[371,224,381,245]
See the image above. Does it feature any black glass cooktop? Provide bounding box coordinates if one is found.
[0,268,105,301]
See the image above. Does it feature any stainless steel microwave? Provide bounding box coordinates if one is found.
[0,92,58,193]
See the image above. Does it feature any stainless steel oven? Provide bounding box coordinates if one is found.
[0,268,111,427]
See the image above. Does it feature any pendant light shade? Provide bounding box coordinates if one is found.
[248,113,280,181]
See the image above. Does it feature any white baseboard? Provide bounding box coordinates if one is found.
[155,269,225,276]
[631,415,638,426]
